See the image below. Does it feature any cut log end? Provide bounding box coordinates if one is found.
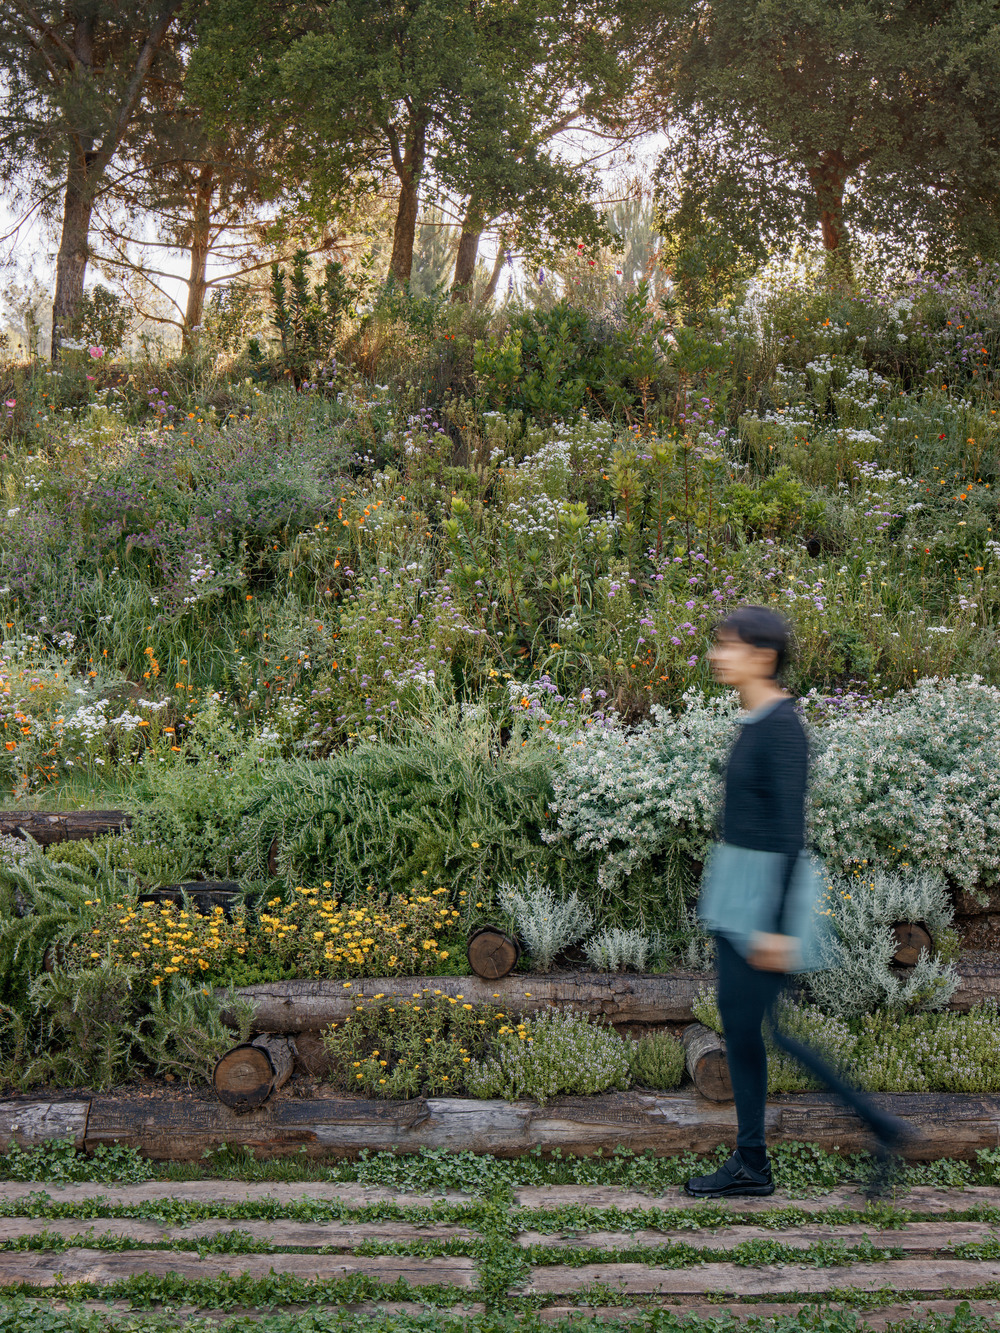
[892,922,933,967]
[214,1034,295,1113]
[683,1022,733,1102]
[467,927,520,980]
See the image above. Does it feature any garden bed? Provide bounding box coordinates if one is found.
[1,1088,998,1161]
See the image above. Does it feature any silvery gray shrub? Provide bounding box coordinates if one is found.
[497,872,592,972]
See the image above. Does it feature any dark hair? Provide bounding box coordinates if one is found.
[715,606,791,677]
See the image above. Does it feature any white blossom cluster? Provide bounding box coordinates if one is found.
[542,689,738,891]
[546,676,1000,895]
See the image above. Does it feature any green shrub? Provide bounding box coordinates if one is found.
[0,1135,152,1184]
[238,714,564,910]
[26,963,139,1091]
[852,1003,1000,1094]
[135,978,256,1086]
[807,868,959,1018]
[465,1010,632,1104]
[0,839,133,1008]
[585,926,652,972]
[498,873,592,972]
[627,1030,685,1089]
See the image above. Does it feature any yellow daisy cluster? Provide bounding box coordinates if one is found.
[257,882,466,978]
[321,986,508,1098]
[68,897,251,987]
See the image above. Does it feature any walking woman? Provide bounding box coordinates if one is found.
[684,606,911,1199]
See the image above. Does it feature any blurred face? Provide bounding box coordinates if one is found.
[708,628,778,689]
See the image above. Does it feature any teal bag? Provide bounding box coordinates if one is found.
[697,842,833,972]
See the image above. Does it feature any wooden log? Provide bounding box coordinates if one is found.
[79,1090,1000,1161]
[226,970,709,1031]
[0,1247,476,1288]
[0,1100,89,1149]
[950,950,1000,1010]
[228,954,1000,1032]
[957,915,1000,951]
[139,880,241,918]
[213,1034,295,1112]
[517,1220,996,1252]
[682,1022,732,1102]
[0,810,131,844]
[467,926,520,980]
[0,1217,473,1248]
[516,1258,1000,1298]
[892,921,933,966]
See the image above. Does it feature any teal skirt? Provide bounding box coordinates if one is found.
[696,842,833,972]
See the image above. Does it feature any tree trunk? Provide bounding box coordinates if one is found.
[808,152,854,287]
[0,810,131,844]
[467,926,520,979]
[451,196,485,303]
[223,971,712,1031]
[181,165,215,354]
[891,922,933,967]
[50,155,96,359]
[478,247,507,307]
[388,119,427,285]
[73,1089,1000,1161]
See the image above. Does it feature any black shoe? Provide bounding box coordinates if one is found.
[684,1150,775,1198]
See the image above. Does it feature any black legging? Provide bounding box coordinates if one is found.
[715,934,898,1154]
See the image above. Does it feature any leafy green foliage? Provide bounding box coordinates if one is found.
[0,839,135,1008]
[263,251,360,384]
[626,1030,685,1090]
[135,979,255,1086]
[238,713,560,909]
[0,1135,152,1184]
[466,1010,631,1104]
[26,963,139,1091]
[321,989,504,1098]
[726,467,825,538]
[474,288,672,424]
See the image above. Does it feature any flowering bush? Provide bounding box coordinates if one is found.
[321,988,505,1097]
[547,677,1000,913]
[465,1009,632,1104]
[63,896,252,989]
[257,883,465,978]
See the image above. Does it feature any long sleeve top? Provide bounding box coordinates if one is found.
[720,696,808,933]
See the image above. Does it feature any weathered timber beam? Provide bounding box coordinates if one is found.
[225,971,709,1030]
[0,811,131,844]
[226,953,1000,1031]
[0,1100,89,1148]
[74,1090,1000,1161]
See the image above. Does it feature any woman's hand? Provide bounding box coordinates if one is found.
[747,931,800,973]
